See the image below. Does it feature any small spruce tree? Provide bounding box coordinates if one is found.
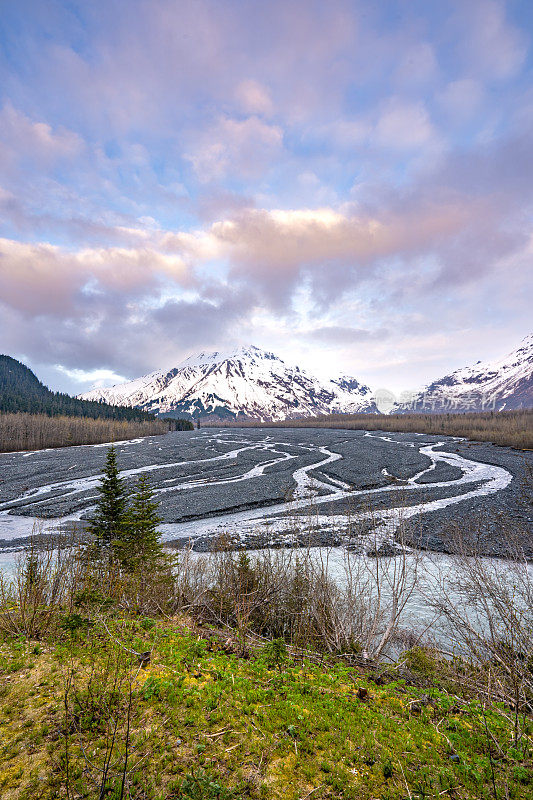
[87,446,128,557]
[117,473,164,573]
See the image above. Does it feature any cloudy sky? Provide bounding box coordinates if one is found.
[0,0,532,396]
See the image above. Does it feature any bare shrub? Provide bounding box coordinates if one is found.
[0,412,169,453]
[0,527,86,638]
[61,617,156,799]
[426,522,533,748]
[211,409,533,449]
[169,521,421,662]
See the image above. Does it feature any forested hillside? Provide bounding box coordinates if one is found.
[0,355,154,421]
[0,356,195,450]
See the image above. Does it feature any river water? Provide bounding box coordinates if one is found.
[0,428,530,651]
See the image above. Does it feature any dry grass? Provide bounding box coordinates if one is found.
[0,412,169,453]
[213,409,533,449]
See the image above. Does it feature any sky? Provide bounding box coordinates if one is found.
[0,0,532,398]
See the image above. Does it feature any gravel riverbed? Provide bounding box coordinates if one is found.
[0,428,531,558]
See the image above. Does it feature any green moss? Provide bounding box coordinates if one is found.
[403,645,440,677]
[0,622,531,799]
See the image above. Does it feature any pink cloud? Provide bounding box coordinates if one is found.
[185,116,284,182]
[235,80,274,116]
[0,104,83,169]
[375,98,436,149]
[0,237,192,316]
[210,202,472,280]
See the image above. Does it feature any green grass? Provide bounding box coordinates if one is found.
[0,619,531,799]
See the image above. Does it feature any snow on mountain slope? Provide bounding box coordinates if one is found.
[327,375,376,413]
[79,345,378,421]
[398,334,533,412]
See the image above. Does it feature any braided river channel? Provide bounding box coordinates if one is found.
[1,427,531,642]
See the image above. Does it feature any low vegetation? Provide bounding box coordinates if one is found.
[0,353,195,451]
[1,614,531,800]
[224,409,533,450]
[0,413,167,452]
[0,447,531,798]
[0,413,194,452]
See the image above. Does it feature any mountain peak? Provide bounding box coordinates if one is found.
[397,332,532,413]
[177,345,283,371]
[78,335,532,419]
[79,345,375,420]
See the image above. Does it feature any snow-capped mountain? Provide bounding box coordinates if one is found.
[79,345,378,421]
[397,334,533,413]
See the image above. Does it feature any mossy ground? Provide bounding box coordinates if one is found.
[0,619,531,799]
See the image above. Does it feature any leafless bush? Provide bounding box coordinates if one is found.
[61,617,157,799]
[0,527,86,638]
[0,411,169,452]
[425,523,533,746]
[169,524,421,661]
[211,409,533,449]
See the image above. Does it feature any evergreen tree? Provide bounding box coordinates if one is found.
[0,354,158,421]
[88,446,128,555]
[117,474,164,573]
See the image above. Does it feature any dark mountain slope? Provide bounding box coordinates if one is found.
[0,355,156,421]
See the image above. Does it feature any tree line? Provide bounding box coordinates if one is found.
[0,354,156,422]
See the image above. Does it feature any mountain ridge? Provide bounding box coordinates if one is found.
[396,334,533,413]
[79,345,378,421]
[78,336,533,420]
